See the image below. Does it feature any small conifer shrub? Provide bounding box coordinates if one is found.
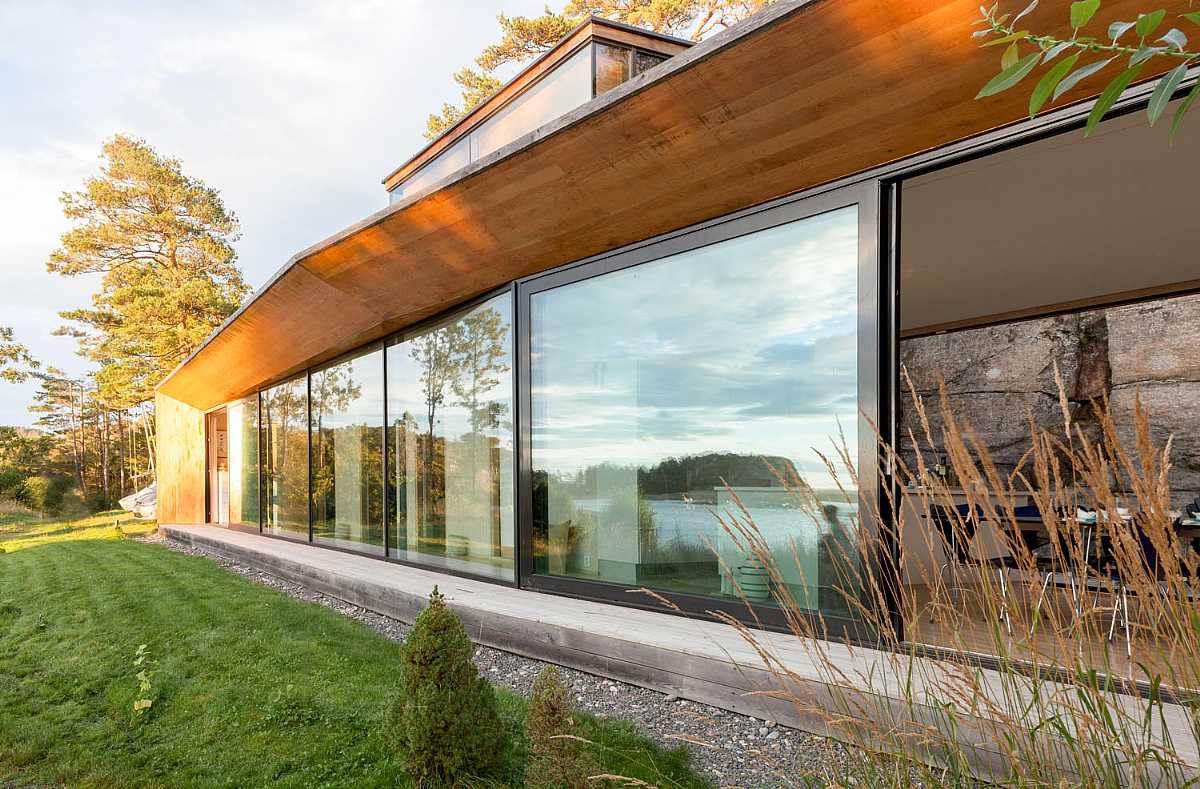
[390,586,507,787]
[525,666,593,789]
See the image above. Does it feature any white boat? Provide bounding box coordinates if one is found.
[119,483,156,520]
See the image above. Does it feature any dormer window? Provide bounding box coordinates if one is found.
[595,42,669,95]
[384,18,691,204]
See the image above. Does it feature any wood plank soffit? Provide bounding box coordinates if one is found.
[158,0,1184,409]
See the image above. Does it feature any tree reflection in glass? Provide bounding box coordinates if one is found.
[386,294,515,580]
[311,345,384,554]
[232,394,259,527]
[261,376,308,539]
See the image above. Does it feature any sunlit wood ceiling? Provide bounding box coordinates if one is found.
[158,0,1182,410]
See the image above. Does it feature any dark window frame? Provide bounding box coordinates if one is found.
[514,179,883,639]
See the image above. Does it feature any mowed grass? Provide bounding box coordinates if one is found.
[0,510,156,550]
[0,518,710,788]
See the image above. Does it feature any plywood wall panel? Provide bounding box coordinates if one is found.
[155,392,206,525]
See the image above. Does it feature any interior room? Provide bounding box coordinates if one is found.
[897,103,1200,673]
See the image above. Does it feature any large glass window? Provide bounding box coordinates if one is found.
[530,207,861,616]
[386,293,515,580]
[594,43,630,95]
[261,376,308,540]
[470,45,592,161]
[390,46,593,206]
[227,395,260,527]
[632,50,666,77]
[391,136,472,204]
[311,345,385,554]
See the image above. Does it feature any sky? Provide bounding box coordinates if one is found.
[529,205,859,487]
[0,0,547,427]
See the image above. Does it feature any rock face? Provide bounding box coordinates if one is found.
[899,293,1200,505]
[1107,296,1200,501]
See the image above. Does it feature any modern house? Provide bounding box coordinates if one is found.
[156,0,1200,731]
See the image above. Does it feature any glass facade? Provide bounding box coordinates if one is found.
[389,136,472,203]
[633,50,667,76]
[595,43,666,95]
[529,207,861,615]
[261,376,309,540]
[227,394,260,526]
[311,345,385,554]
[389,45,594,206]
[470,45,592,162]
[225,197,869,630]
[386,293,515,580]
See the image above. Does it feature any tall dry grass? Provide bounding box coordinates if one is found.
[708,371,1200,787]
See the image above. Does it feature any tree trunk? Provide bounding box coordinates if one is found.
[69,383,83,492]
[140,407,155,478]
[117,410,127,496]
[101,405,110,505]
[79,384,89,495]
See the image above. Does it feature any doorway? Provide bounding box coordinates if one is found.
[893,98,1200,673]
[206,408,230,525]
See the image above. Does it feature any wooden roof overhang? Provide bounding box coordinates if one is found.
[158,0,1179,410]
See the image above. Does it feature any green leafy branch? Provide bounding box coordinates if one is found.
[973,0,1200,138]
[132,643,156,718]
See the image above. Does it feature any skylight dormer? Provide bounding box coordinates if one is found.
[383,17,692,203]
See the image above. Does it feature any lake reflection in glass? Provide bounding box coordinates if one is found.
[530,206,861,615]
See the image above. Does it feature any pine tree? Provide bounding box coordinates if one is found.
[425,0,775,139]
[389,587,508,786]
[0,327,38,383]
[22,367,149,508]
[29,369,86,493]
[424,68,504,140]
[48,134,248,408]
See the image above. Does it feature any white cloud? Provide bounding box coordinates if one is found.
[0,0,547,424]
[530,209,862,485]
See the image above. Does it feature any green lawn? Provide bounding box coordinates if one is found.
[0,515,709,788]
[0,510,157,550]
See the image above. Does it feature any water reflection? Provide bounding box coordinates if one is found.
[530,207,861,613]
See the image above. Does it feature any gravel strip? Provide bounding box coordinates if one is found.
[147,533,859,788]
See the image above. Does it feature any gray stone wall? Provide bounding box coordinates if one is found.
[899,293,1200,505]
